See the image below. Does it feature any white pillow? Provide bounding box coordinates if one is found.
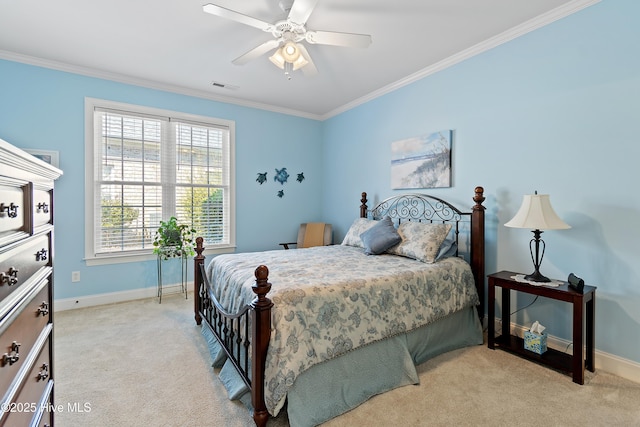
[341,218,377,248]
[387,221,452,263]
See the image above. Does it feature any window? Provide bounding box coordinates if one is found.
[85,99,235,265]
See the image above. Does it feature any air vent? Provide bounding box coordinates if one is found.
[211,81,239,90]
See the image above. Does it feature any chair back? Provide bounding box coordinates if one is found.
[297,223,332,248]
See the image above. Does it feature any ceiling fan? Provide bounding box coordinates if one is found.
[202,0,372,78]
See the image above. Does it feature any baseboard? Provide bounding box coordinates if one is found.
[55,283,187,311]
[487,317,640,385]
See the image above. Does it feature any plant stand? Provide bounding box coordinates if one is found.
[156,251,188,303]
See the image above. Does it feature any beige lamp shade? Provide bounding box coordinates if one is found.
[269,42,308,71]
[269,49,286,69]
[505,194,570,230]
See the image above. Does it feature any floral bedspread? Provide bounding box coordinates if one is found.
[205,245,479,416]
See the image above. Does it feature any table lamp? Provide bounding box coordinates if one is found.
[505,192,570,282]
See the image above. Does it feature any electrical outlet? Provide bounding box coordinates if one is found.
[72,271,80,282]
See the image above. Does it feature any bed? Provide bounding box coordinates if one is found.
[193,187,486,427]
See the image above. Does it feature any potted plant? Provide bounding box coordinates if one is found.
[153,216,197,260]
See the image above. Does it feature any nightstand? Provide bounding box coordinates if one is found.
[487,271,596,384]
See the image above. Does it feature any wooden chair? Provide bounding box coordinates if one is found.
[279,223,332,249]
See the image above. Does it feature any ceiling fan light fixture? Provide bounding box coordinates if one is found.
[281,41,301,62]
[269,48,286,69]
[269,42,308,74]
[291,52,308,71]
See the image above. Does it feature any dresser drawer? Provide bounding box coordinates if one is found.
[32,380,53,427]
[32,187,53,232]
[0,179,28,247]
[0,234,51,311]
[1,138,61,427]
[36,409,52,427]
[0,336,51,427]
[0,280,50,395]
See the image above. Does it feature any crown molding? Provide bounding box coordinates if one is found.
[0,50,322,121]
[321,0,600,120]
[1,0,599,122]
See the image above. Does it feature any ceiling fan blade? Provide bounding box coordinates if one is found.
[203,3,273,32]
[232,39,281,65]
[306,30,372,48]
[296,44,318,76]
[288,0,319,25]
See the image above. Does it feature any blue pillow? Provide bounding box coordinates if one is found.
[360,216,402,255]
[435,236,457,261]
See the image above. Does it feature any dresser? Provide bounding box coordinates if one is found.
[0,138,62,426]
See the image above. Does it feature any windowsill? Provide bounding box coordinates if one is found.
[84,245,237,266]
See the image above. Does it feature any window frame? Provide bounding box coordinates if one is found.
[84,98,236,266]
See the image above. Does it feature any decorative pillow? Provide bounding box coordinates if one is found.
[434,235,457,261]
[388,221,453,263]
[360,216,402,255]
[341,218,377,248]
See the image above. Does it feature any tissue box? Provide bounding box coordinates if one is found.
[524,331,547,354]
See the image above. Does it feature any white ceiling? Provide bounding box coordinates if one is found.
[0,0,596,119]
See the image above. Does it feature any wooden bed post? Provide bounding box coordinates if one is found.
[360,192,368,218]
[470,186,486,320]
[250,265,273,427]
[194,237,205,325]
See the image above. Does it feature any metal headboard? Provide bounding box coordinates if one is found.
[367,193,470,259]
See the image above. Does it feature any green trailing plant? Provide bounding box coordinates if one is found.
[153,217,197,260]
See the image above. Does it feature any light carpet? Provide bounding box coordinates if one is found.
[54,294,640,426]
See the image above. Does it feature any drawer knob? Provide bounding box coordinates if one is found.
[37,363,50,381]
[0,202,19,218]
[36,248,48,262]
[37,202,49,213]
[37,301,50,316]
[2,341,20,366]
[0,267,19,286]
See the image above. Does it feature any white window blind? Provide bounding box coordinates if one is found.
[85,99,235,263]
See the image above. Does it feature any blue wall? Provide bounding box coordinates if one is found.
[1,0,638,365]
[323,0,640,364]
[0,60,323,300]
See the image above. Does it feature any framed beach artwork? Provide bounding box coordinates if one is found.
[391,130,452,189]
[25,149,59,168]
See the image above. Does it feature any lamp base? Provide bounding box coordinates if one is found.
[525,270,551,283]
[525,230,551,283]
